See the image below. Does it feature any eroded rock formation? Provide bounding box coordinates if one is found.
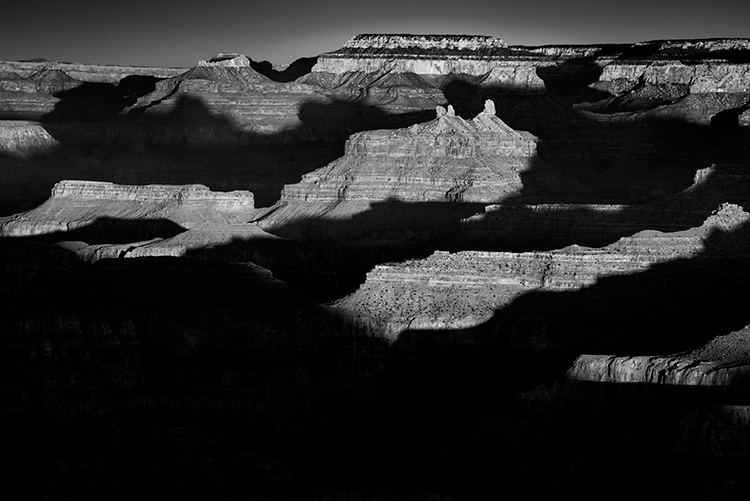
[257,100,543,243]
[333,203,750,341]
[309,34,550,93]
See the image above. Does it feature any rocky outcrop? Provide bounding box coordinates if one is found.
[0,119,62,153]
[281,100,535,203]
[257,100,541,242]
[567,324,750,388]
[50,180,255,209]
[529,39,750,112]
[333,203,750,340]
[0,180,258,240]
[310,34,551,92]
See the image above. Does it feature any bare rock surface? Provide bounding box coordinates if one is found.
[0,180,271,261]
[333,203,750,340]
[568,324,750,387]
[282,100,535,203]
[258,100,551,243]
[310,34,550,92]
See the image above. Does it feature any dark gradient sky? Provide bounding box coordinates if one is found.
[2,0,748,67]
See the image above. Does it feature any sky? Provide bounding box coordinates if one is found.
[2,0,748,68]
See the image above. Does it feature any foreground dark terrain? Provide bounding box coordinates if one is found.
[1,35,750,499]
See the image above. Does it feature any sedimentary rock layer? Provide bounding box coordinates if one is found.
[281,100,535,203]
[310,34,551,92]
[257,100,542,243]
[0,180,257,239]
[333,203,750,340]
[567,325,750,388]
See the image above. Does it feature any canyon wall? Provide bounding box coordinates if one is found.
[310,34,551,92]
[333,203,750,341]
[0,180,257,238]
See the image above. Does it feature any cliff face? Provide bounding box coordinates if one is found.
[310,34,551,92]
[0,180,257,239]
[49,180,255,209]
[281,100,535,203]
[333,203,750,340]
[255,100,543,243]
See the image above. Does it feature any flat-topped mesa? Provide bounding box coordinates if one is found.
[278,100,536,205]
[311,33,549,90]
[197,53,253,67]
[0,180,259,241]
[51,180,254,210]
[341,34,508,52]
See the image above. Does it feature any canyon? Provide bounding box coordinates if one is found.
[1,33,750,499]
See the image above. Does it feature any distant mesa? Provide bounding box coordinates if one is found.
[198,53,252,67]
[312,33,549,91]
[342,33,508,51]
[0,180,257,239]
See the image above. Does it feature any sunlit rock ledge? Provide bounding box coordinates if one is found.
[0,180,258,239]
[274,100,535,203]
[332,203,750,340]
[340,34,509,51]
[50,180,254,209]
[311,33,550,89]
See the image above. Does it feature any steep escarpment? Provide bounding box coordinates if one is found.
[527,39,750,113]
[0,180,257,243]
[333,203,750,342]
[282,100,535,202]
[258,100,547,243]
[309,34,551,93]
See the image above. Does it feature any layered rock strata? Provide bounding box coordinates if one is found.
[332,203,750,340]
[258,100,540,242]
[0,180,258,240]
[281,100,535,202]
[567,326,750,388]
[310,34,551,92]
[525,39,750,113]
